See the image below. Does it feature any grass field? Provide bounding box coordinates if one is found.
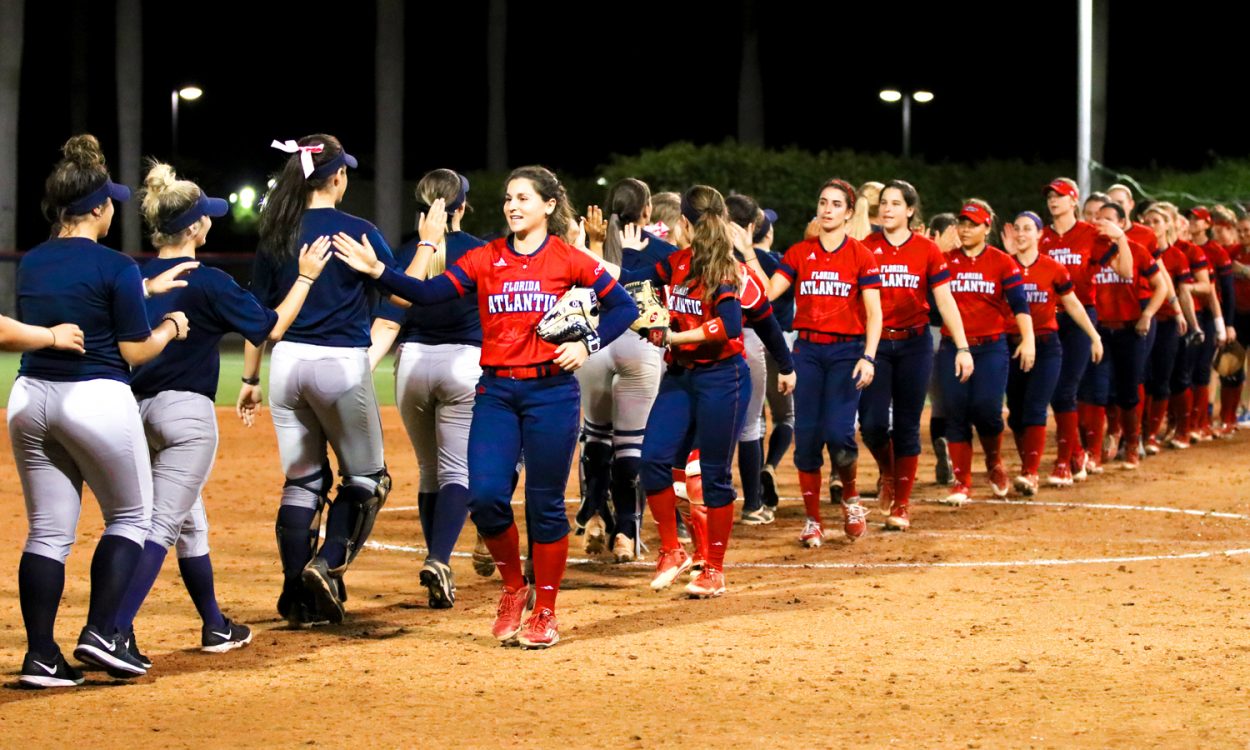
[0,349,400,406]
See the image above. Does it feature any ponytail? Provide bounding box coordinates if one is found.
[258,133,345,261]
[683,185,739,305]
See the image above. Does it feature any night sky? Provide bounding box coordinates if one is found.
[13,0,1250,249]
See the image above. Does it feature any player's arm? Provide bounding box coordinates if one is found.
[1140,268,1169,332]
[932,284,974,382]
[236,339,266,427]
[1178,281,1198,334]
[331,232,461,306]
[368,318,401,372]
[386,199,448,309]
[1004,279,1035,372]
[0,317,84,353]
[268,236,332,340]
[1057,291,1103,362]
[667,293,743,347]
[851,287,882,390]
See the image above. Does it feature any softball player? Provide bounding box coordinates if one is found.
[242,134,396,626]
[574,178,676,560]
[1040,178,1132,484]
[1208,206,1242,434]
[613,185,794,596]
[1222,213,1250,429]
[939,201,1034,504]
[367,169,483,608]
[1140,204,1197,452]
[926,212,960,485]
[753,208,796,515]
[753,179,882,544]
[1186,207,1233,440]
[1164,205,1218,448]
[859,181,974,530]
[13,135,191,688]
[1002,211,1100,494]
[109,162,331,660]
[334,165,638,648]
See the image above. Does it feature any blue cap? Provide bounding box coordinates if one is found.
[309,150,359,181]
[65,179,131,215]
[159,191,229,234]
[753,208,777,244]
[447,174,471,213]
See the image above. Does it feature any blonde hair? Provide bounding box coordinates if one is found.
[415,168,465,278]
[684,185,740,304]
[848,180,883,240]
[1143,203,1177,246]
[650,191,680,231]
[140,160,203,247]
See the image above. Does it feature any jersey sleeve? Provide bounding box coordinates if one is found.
[857,244,882,288]
[446,245,484,296]
[112,262,154,342]
[927,243,951,286]
[367,227,399,271]
[376,243,418,323]
[1053,262,1074,295]
[250,251,280,308]
[776,244,802,282]
[573,250,619,298]
[210,270,280,346]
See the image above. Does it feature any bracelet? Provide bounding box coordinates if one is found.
[957,347,971,354]
[860,354,876,365]
[297,273,316,284]
[47,327,56,348]
[241,375,260,386]
[417,240,439,250]
[162,315,184,339]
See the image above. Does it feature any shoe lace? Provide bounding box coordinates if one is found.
[526,608,555,633]
[802,518,822,536]
[844,503,866,523]
[497,587,525,619]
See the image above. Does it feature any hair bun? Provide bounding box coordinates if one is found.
[143,161,178,196]
[61,134,105,168]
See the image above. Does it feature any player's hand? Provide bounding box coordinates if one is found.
[777,370,796,396]
[583,205,607,246]
[237,383,263,428]
[619,223,650,254]
[47,323,85,353]
[954,349,975,383]
[1176,316,1189,336]
[1000,222,1018,254]
[852,358,875,389]
[1217,326,1228,347]
[1228,327,1237,344]
[1089,335,1104,364]
[554,340,590,371]
[145,260,200,296]
[163,311,190,340]
[296,236,333,280]
[1096,218,1125,241]
[332,233,385,278]
[727,222,753,255]
[418,198,447,245]
[1013,339,1035,373]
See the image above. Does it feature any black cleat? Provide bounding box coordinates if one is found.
[201,618,253,653]
[301,558,345,624]
[73,625,147,678]
[419,559,456,609]
[19,650,84,689]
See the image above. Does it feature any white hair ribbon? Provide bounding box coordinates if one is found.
[270,139,326,178]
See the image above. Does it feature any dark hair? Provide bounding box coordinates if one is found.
[821,178,857,211]
[505,165,573,241]
[42,134,111,233]
[1098,201,1127,222]
[683,185,739,304]
[258,133,346,260]
[929,212,957,236]
[1084,191,1110,208]
[881,179,922,228]
[603,177,651,265]
[725,193,760,229]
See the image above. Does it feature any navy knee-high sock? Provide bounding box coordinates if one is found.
[931,416,948,442]
[114,540,168,634]
[319,486,371,569]
[276,505,317,590]
[738,439,763,512]
[417,492,437,551]
[428,483,470,564]
[609,456,642,539]
[86,535,142,633]
[19,552,65,657]
[765,424,794,468]
[178,555,225,629]
[578,441,613,525]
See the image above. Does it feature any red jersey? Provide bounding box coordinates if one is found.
[1091,238,1159,323]
[446,235,617,367]
[1228,243,1250,312]
[654,248,769,367]
[1039,220,1107,306]
[1125,222,1159,256]
[1153,244,1193,320]
[1176,239,1210,312]
[860,231,950,329]
[778,235,882,335]
[942,246,1024,338]
[1007,253,1072,335]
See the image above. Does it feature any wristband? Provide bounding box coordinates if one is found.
[1168,295,1178,305]
[143,280,152,299]
[162,314,184,339]
[957,347,971,354]
[241,375,260,386]
[860,354,875,365]
[1215,317,1226,338]
[417,240,439,250]
[583,333,601,354]
[700,318,729,343]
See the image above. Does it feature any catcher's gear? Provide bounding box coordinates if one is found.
[1216,340,1246,378]
[626,280,670,332]
[538,288,601,352]
[326,469,392,576]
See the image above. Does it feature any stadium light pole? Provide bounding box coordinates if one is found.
[170,85,203,159]
[880,89,934,159]
[1077,0,1093,200]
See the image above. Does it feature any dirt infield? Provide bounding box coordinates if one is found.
[2,406,1249,748]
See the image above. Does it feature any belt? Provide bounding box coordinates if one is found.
[947,334,1003,347]
[798,330,864,344]
[1009,332,1056,346]
[1099,320,1133,331]
[484,363,563,380]
[880,325,927,341]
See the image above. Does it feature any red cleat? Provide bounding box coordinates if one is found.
[650,547,692,591]
[876,473,894,513]
[1144,436,1162,455]
[1048,463,1074,487]
[492,584,535,643]
[517,607,559,649]
[988,462,1009,498]
[685,567,726,598]
[884,499,910,531]
[1013,473,1039,497]
[799,518,827,548]
[842,501,868,540]
[942,484,971,506]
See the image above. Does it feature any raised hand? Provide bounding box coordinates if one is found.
[146,260,200,296]
[419,198,448,245]
[332,233,384,278]
[619,223,650,253]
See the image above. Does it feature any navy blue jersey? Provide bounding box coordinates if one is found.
[17,237,151,383]
[251,208,396,347]
[622,230,678,275]
[752,248,795,332]
[377,230,485,346]
[131,258,279,400]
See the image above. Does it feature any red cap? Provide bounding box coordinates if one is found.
[959,203,992,226]
[1187,207,1212,224]
[1045,179,1079,201]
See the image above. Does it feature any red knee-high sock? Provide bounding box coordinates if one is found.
[1148,397,1169,438]
[705,504,734,572]
[868,441,894,485]
[1086,405,1106,463]
[798,469,823,523]
[1193,385,1210,432]
[893,454,919,506]
[689,503,708,562]
[1106,404,1122,438]
[836,461,858,500]
[1170,391,1192,438]
[1141,393,1153,435]
[1221,383,1243,426]
[1120,402,1140,449]
[483,524,526,591]
[531,535,568,612]
[647,487,681,552]
[948,441,974,490]
[1023,425,1048,475]
[1054,410,1079,467]
[978,431,1003,472]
